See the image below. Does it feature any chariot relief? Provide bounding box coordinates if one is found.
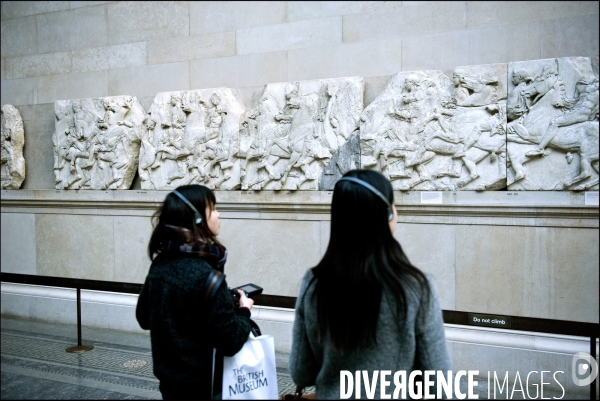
[1,104,26,189]
[52,96,144,190]
[360,66,507,191]
[506,57,599,190]
[238,77,363,190]
[139,88,244,190]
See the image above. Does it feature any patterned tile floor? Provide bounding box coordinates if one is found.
[1,316,589,400]
[0,316,313,400]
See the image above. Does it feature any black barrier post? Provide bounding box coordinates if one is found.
[591,335,597,401]
[65,287,93,353]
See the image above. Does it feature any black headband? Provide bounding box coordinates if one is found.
[172,190,203,225]
[338,177,394,222]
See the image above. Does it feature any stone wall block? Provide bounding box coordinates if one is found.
[465,23,542,67]
[401,30,472,73]
[553,228,600,322]
[1,1,69,20]
[236,17,343,55]
[287,38,402,82]
[1,16,37,59]
[69,2,112,10]
[147,31,235,65]
[113,216,153,283]
[402,23,541,73]
[541,15,600,59]
[107,1,189,45]
[0,213,36,274]
[455,225,599,323]
[108,62,189,99]
[467,1,600,29]
[36,5,108,54]
[394,223,457,310]
[1,59,5,81]
[190,1,286,36]
[219,219,323,296]
[72,42,147,73]
[287,1,403,21]
[38,70,108,104]
[53,95,145,190]
[5,52,72,80]
[36,214,115,280]
[16,103,55,189]
[190,52,287,89]
[506,57,598,190]
[343,2,467,43]
[1,104,26,188]
[0,77,38,106]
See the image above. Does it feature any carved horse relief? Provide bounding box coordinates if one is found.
[507,58,599,190]
[140,88,244,190]
[53,96,143,190]
[240,77,363,190]
[361,66,508,191]
[1,104,26,189]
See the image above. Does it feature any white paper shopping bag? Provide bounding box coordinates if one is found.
[221,333,279,400]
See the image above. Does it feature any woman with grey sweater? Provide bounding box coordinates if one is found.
[289,170,451,399]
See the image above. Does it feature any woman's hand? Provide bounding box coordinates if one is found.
[238,290,254,310]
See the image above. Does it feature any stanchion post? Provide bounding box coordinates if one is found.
[66,287,93,353]
[591,335,597,401]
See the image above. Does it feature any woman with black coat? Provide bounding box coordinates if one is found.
[136,185,253,400]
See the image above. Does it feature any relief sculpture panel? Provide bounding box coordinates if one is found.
[53,96,144,190]
[506,57,599,190]
[360,67,507,191]
[139,89,244,190]
[44,57,598,192]
[1,105,26,189]
[239,77,363,191]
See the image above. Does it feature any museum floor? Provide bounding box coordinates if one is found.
[1,316,311,400]
[0,316,587,400]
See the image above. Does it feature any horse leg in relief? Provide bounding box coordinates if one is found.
[566,157,594,189]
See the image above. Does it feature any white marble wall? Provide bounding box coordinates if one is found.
[2,189,597,323]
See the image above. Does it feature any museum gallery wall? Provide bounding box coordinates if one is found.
[2,57,598,192]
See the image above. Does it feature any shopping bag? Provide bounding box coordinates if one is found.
[221,333,279,400]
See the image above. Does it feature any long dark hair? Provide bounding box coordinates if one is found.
[312,170,429,353]
[148,185,224,260]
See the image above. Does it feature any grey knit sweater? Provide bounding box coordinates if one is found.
[289,269,451,399]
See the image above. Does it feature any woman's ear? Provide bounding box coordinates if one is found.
[389,206,398,234]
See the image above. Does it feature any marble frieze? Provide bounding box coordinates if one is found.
[240,77,363,191]
[44,57,598,192]
[360,66,507,191]
[139,88,244,190]
[1,104,26,189]
[53,96,144,190]
[506,57,599,190]
[139,77,363,191]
